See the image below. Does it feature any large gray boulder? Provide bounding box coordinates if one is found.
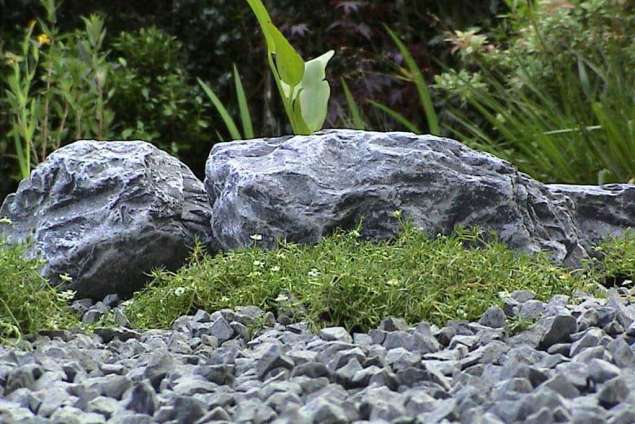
[0,140,212,299]
[205,129,634,266]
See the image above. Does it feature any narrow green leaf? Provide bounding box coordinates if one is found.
[577,56,592,100]
[385,26,439,135]
[369,100,421,134]
[267,22,305,87]
[245,0,275,51]
[233,65,254,139]
[197,78,242,141]
[341,78,366,130]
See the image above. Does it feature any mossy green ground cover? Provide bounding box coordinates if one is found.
[2,223,634,344]
[0,241,79,343]
[124,223,634,332]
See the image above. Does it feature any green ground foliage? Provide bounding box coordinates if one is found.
[0,239,79,344]
[1,225,633,342]
[125,223,634,333]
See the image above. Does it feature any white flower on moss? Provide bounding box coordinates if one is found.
[59,273,73,283]
[0,217,12,225]
[57,290,76,301]
[391,210,402,219]
[250,234,263,241]
[174,287,186,296]
[253,260,265,268]
[271,266,281,272]
[387,278,400,286]
[275,294,289,302]
[308,268,320,278]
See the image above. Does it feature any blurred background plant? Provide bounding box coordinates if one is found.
[1,0,631,202]
[434,0,635,184]
[108,26,211,160]
[2,0,113,180]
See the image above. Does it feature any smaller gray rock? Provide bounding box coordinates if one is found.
[6,388,42,414]
[511,290,536,303]
[519,300,546,320]
[51,407,106,424]
[233,399,277,423]
[86,396,121,420]
[524,407,554,424]
[608,406,635,424]
[598,377,630,407]
[256,344,295,380]
[479,306,506,328]
[607,338,635,368]
[197,406,231,422]
[335,358,364,387]
[210,316,235,344]
[83,302,110,325]
[379,317,409,332]
[319,327,353,343]
[299,398,349,424]
[123,381,157,416]
[539,314,577,350]
[291,362,330,379]
[570,328,603,356]
[543,374,580,399]
[434,327,456,347]
[588,358,621,384]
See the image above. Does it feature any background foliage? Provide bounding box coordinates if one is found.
[1,0,632,201]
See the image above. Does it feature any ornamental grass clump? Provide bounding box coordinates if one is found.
[125,222,619,332]
[0,238,79,344]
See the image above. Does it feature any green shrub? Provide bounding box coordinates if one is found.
[435,0,635,184]
[125,222,615,332]
[109,26,211,158]
[2,5,113,180]
[0,238,79,344]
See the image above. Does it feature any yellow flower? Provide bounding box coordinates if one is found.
[37,33,51,46]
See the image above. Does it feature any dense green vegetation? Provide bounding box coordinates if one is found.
[1,222,634,342]
[0,238,79,343]
[1,1,633,341]
[125,223,631,332]
[5,1,631,200]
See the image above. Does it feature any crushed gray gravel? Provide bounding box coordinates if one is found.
[2,289,635,423]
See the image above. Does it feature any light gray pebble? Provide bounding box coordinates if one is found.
[1,296,635,424]
[319,327,353,343]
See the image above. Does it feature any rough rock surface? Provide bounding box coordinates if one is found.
[0,140,212,299]
[205,130,635,266]
[1,290,635,423]
[548,184,635,246]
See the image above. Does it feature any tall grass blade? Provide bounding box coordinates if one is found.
[369,100,421,134]
[385,25,439,135]
[198,78,242,141]
[341,78,366,130]
[233,65,254,139]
